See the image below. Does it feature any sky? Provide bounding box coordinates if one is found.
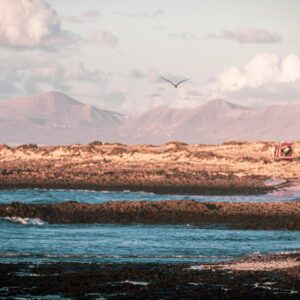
[0,0,299,115]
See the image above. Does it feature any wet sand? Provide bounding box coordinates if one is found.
[205,253,300,272]
[1,253,299,299]
[1,200,300,230]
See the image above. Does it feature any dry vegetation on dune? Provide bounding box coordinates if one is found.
[0,141,300,193]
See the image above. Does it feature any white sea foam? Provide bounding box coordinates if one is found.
[263,282,277,286]
[0,252,32,258]
[12,272,41,277]
[123,280,149,286]
[188,265,204,270]
[3,216,46,226]
[272,250,300,255]
[10,296,72,300]
[264,178,287,187]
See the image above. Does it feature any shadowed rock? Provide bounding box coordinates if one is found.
[1,200,300,230]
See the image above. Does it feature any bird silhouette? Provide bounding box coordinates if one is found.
[160,77,189,88]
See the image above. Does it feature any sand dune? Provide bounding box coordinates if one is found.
[0,141,299,194]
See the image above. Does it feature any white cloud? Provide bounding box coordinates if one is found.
[64,10,101,24]
[118,9,164,18]
[205,53,300,102]
[0,53,105,97]
[130,69,147,79]
[207,27,283,44]
[64,61,104,82]
[0,0,75,49]
[86,29,119,48]
[169,32,197,41]
[102,91,127,106]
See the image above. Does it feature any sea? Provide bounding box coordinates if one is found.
[1,188,300,264]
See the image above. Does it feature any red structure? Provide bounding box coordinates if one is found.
[274,142,294,160]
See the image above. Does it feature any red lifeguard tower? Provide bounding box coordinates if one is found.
[274,142,294,160]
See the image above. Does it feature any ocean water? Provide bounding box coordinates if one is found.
[0,189,299,264]
[1,221,300,264]
[0,188,299,204]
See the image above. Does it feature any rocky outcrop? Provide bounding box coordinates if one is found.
[1,253,299,299]
[1,200,300,230]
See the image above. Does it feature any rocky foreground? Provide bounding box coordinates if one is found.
[1,141,300,299]
[1,141,300,194]
[1,253,299,299]
[1,200,300,230]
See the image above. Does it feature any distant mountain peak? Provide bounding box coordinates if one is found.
[34,91,82,105]
[203,99,249,110]
[0,92,125,145]
[0,92,299,145]
[43,91,69,97]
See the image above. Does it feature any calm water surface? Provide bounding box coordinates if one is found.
[0,188,299,204]
[0,189,299,264]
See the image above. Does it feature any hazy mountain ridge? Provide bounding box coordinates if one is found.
[0,92,125,145]
[0,91,299,145]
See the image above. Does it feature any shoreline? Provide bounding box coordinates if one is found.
[1,200,300,230]
[1,253,299,299]
[2,141,299,196]
[0,181,275,195]
[204,252,300,272]
[1,142,300,298]
[0,177,294,196]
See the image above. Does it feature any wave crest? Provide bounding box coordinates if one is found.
[2,216,46,226]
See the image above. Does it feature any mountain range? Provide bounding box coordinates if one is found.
[0,91,299,145]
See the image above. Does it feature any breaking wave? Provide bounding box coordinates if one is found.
[0,253,230,259]
[2,216,46,226]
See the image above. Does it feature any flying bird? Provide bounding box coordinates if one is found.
[160,77,189,88]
